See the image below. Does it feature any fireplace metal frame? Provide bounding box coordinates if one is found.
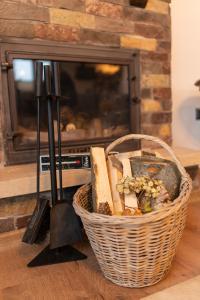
[0,38,141,165]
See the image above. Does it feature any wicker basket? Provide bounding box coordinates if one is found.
[73,134,192,288]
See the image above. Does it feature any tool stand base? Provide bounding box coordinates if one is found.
[27,244,87,267]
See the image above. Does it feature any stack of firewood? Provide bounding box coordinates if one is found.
[90,147,180,216]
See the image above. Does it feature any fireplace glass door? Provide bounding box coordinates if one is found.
[13,59,130,147]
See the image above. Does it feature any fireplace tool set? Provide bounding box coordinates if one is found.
[22,61,86,267]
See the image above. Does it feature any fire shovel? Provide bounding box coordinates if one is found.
[49,62,84,249]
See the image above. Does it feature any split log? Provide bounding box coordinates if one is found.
[119,156,138,209]
[90,147,113,214]
[107,155,123,214]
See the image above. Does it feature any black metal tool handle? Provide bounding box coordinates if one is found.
[44,65,58,207]
[53,62,63,201]
[35,61,43,98]
[35,61,43,203]
[44,64,52,97]
[53,61,61,97]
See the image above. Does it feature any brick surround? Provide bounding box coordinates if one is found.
[0,0,172,232]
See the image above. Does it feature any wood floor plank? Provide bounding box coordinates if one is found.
[141,275,200,300]
[0,191,199,299]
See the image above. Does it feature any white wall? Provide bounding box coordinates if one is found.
[172,0,200,149]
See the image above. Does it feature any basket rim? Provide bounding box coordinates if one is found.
[73,174,192,225]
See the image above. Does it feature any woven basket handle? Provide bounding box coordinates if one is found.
[105,134,188,179]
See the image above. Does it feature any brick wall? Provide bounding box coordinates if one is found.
[0,0,171,144]
[0,0,172,232]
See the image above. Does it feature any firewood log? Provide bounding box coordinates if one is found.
[119,157,138,209]
[116,152,139,210]
[90,147,113,214]
[107,155,124,214]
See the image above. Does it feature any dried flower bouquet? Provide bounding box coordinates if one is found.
[116,176,170,214]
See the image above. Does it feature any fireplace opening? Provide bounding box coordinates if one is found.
[0,39,140,165]
[14,59,130,145]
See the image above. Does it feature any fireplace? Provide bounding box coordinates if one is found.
[0,0,172,233]
[0,38,140,165]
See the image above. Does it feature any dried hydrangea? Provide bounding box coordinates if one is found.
[116,176,170,214]
[117,176,163,198]
[116,176,133,195]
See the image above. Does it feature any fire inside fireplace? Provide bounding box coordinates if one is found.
[0,39,140,164]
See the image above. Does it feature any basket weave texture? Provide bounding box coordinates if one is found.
[73,134,192,288]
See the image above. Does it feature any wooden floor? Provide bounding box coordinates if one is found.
[0,190,200,300]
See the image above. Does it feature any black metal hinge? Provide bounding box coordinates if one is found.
[1,61,13,71]
[132,97,141,104]
[6,131,19,141]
